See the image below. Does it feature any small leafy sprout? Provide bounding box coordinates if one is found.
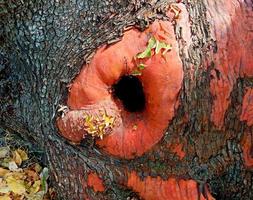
[136,37,156,59]
[155,40,172,55]
[137,64,146,70]
[83,110,115,139]
[136,36,172,59]
[131,64,147,76]
[169,5,181,19]
[131,70,142,76]
[40,167,49,193]
[132,36,172,76]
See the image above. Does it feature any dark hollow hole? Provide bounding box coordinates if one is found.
[112,75,146,112]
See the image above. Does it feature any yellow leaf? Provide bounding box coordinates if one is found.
[84,115,93,124]
[0,178,10,194]
[12,151,22,166]
[0,195,11,200]
[29,180,41,194]
[169,5,181,19]
[132,124,138,131]
[0,168,9,177]
[6,171,25,180]
[34,163,42,173]
[25,191,44,200]
[104,115,115,127]
[16,149,28,161]
[98,124,105,133]
[25,180,33,188]
[6,175,26,195]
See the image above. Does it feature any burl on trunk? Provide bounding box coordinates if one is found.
[1,0,253,199]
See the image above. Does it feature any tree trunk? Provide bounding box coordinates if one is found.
[1,0,253,199]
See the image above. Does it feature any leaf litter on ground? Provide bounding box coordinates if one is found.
[0,147,55,200]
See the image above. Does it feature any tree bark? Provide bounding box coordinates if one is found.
[1,0,253,199]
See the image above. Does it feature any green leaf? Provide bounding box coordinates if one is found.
[136,48,152,59]
[40,167,49,193]
[137,64,146,70]
[131,70,142,76]
[136,37,156,59]
[136,36,172,59]
[146,37,156,49]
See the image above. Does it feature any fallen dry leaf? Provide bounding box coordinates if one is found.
[0,168,9,177]
[5,172,25,180]
[1,158,12,169]
[16,149,28,162]
[8,161,18,171]
[0,178,10,194]
[0,146,53,200]
[5,176,26,195]
[26,191,44,200]
[34,164,42,173]
[25,169,40,182]
[29,180,41,194]
[0,147,9,159]
[12,151,22,166]
[0,195,12,200]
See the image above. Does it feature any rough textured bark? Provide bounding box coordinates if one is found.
[1,0,253,199]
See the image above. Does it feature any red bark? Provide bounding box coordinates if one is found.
[127,171,214,200]
[87,172,105,193]
[241,131,253,168]
[57,19,183,159]
[240,89,253,168]
[206,0,253,128]
[53,2,253,198]
[168,140,186,160]
[241,88,253,127]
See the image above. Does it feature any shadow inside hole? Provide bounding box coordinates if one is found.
[112,75,146,112]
